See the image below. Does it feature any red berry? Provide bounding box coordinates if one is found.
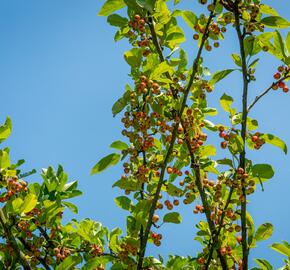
[283,86,289,93]
[221,141,228,149]
[278,81,285,88]
[251,135,258,142]
[274,72,281,80]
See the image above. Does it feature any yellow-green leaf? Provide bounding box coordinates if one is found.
[98,0,126,16]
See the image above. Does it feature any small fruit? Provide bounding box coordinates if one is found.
[221,141,228,149]
[278,81,285,88]
[167,167,173,174]
[152,214,159,223]
[283,86,289,93]
[274,72,281,80]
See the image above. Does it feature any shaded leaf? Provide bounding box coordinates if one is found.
[163,212,182,224]
[260,16,290,29]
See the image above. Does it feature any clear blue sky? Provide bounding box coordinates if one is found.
[0,0,290,268]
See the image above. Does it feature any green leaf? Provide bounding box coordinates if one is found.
[199,145,216,157]
[136,0,155,12]
[115,196,131,210]
[91,153,121,175]
[174,0,180,5]
[220,93,234,113]
[151,61,174,80]
[203,108,217,116]
[260,4,279,16]
[21,193,37,214]
[231,53,242,67]
[0,117,12,143]
[0,150,11,169]
[254,259,273,270]
[274,31,287,60]
[124,48,142,68]
[166,183,183,197]
[107,14,128,27]
[165,25,186,49]
[260,16,290,29]
[63,202,78,214]
[203,119,217,131]
[110,140,128,151]
[246,211,255,245]
[252,164,274,180]
[260,133,287,154]
[247,117,258,131]
[271,242,290,257]
[286,32,290,54]
[210,69,235,85]
[112,86,131,116]
[56,256,82,270]
[172,10,197,30]
[12,198,24,213]
[178,49,188,72]
[163,212,182,224]
[255,223,273,242]
[98,0,126,16]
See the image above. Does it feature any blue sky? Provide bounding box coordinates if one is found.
[0,0,290,268]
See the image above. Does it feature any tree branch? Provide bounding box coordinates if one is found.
[136,5,216,269]
[234,2,249,269]
[247,74,290,112]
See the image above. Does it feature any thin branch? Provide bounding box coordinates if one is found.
[205,187,234,269]
[247,74,290,112]
[136,6,216,269]
[181,120,228,270]
[234,2,249,269]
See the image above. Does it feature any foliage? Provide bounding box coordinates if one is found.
[1,0,290,269]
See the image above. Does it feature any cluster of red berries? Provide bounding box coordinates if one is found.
[163,199,175,210]
[54,247,71,261]
[166,166,183,176]
[90,244,103,257]
[250,132,265,150]
[17,220,33,238]
[272,66,290,93]
[128,15,146,33]
[218,126,229,149]
[151,232,162,246]
[0,177,28,203]
[193,204,204,214]
[219,246,232,256]
[120,242,138,256]
[137,75,160,95]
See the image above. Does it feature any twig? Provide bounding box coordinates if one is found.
[247,75,290,112]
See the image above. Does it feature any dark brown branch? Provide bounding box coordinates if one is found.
[234,2,249,269]
[181,120,228,270]
[205,187,234,269]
